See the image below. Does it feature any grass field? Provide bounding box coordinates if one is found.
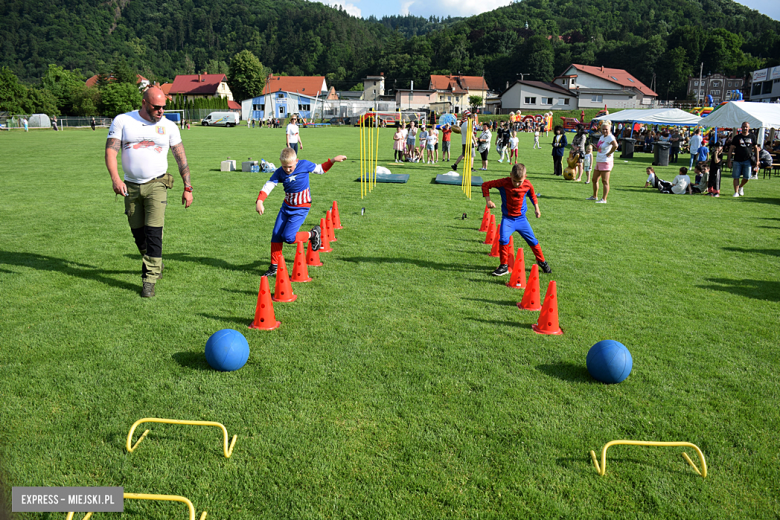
[1,124,779,519]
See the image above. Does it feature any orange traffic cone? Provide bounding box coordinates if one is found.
[272,256,297,302]
[326,209,337,242]
[489,228,500,257]
[532,280,563,335]
[507,244,515,273]
[290,241,312,282]
[506,248,526,289]
[306,239,322,266]
[249,276,281,330]
[319,218,333,253]
[332,201,343,229]
[479,207,490,232]
[483,214,495,244]
[517,264,541,311]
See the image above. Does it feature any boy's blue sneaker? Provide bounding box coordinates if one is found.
[310,225,322,251]
[263,264,278,277]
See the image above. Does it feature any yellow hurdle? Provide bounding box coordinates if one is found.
[66,493,206,520]
[126,418,237,458]
[590,440,707,478]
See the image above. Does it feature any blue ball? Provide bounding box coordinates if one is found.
[586,340,632,384]
[205,329,249,372]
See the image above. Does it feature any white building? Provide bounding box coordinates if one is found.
[500,80,578,111]
[555,64,657,109]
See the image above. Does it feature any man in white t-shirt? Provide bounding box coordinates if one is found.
[689,128,702,169]
[286,115,303,154]
[106,87,193,297]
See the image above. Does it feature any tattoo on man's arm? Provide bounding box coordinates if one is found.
[171,143,191,184]
[106,138,121,152]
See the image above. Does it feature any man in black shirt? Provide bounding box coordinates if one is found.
[727,122,759,197]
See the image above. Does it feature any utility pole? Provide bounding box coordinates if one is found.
[697,62,704,106]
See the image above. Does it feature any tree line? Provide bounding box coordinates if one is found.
[2,0,779,117]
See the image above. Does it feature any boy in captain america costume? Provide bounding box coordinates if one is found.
[482,163,551,277]
[256,147,347,277]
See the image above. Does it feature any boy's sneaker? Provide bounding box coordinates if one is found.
[451,164,457,171]
[263,264,278,277]
[141,282,155,298]
[732,192,740,197]
[537,260,552,274]
[586,196,597,200]
[738,186,744,196]
[491,264,510,276]
[596,199,607,204]
[309,225,322,251]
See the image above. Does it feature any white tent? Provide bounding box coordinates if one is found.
[593,108,701,126]
[28,113,51,128]
[698,102,780,147]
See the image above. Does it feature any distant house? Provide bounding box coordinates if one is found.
[394,89,438,111]
[429,75,490,113]
[242,75,327,121]
[169,73,234,102]
[555,64,657,109]
[688,73,746,105]
[85,74,149,90]
[363,74,385,102]
[500,80,577,111]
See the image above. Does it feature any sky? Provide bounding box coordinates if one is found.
[320,0,780,21]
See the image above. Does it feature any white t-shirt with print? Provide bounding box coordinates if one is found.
[596,134,617,164]
[107,111,182,184]
[286,123,300,144]
[671,174,690,194]
[509,136,519,150]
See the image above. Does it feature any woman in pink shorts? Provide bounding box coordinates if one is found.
[587,121,618,203]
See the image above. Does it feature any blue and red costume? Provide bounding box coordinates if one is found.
[257,158,335,265]
[481,177,546,266]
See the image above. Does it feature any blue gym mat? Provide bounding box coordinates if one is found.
[435,174,483,186]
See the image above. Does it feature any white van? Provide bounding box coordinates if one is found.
[201,112,239,127]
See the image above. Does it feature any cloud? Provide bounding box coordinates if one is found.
[399,0,512,17]
[323,0,362,17]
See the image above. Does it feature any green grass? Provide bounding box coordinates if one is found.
[0,125,779,519]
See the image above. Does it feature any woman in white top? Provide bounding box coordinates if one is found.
[477,123,492,170]
[588,121,618,203]
[286,116,303,154]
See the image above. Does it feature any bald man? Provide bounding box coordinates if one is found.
[106,87,193,297]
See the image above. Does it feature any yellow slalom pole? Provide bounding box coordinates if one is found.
[367,114,372,192]
[360,115,364,199]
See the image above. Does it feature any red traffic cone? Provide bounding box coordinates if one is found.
[249,276,281,330]
[489,228,500,257]
[507,244,515,273]
[306,239,322,266]
[506,248,526,289]
[517,264,541,311]
[319,218,333,253]
[483,214,495,244]
[272,256,297,302]
[332,201,343,229]
[532,280,563,335]
[326,209,337,242]
[290,241,312,282]
[479,207,490,232]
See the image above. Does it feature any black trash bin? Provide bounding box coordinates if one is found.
[621,138,636,159]
[653,141,671,166]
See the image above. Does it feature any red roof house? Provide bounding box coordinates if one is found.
[564,64,657,97]
[262,75,327,97]
[169,73,234,101]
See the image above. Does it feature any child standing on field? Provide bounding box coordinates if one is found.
[393,124,404,163]
[508,131,519,165]
[482,163,551,277]
[256,147,347,277]
[533,128,541,149]
[582,144,593,183]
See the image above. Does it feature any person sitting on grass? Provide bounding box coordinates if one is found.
[256,147,347,277]
[656,167,692,195]
[481,163,551,277]
[692,162,709,194]
[645,167,657,188]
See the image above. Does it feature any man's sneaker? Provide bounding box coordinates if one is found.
[733,192,740,197]
[491,264,510,276]
[586,196,597,200]
[141,282,156,298]
[537,260,552,274]
[739,186,745,196]
[596,199,607,204]
[263,264,278,277]
[309,225,322,251]
[451,164,458,171]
